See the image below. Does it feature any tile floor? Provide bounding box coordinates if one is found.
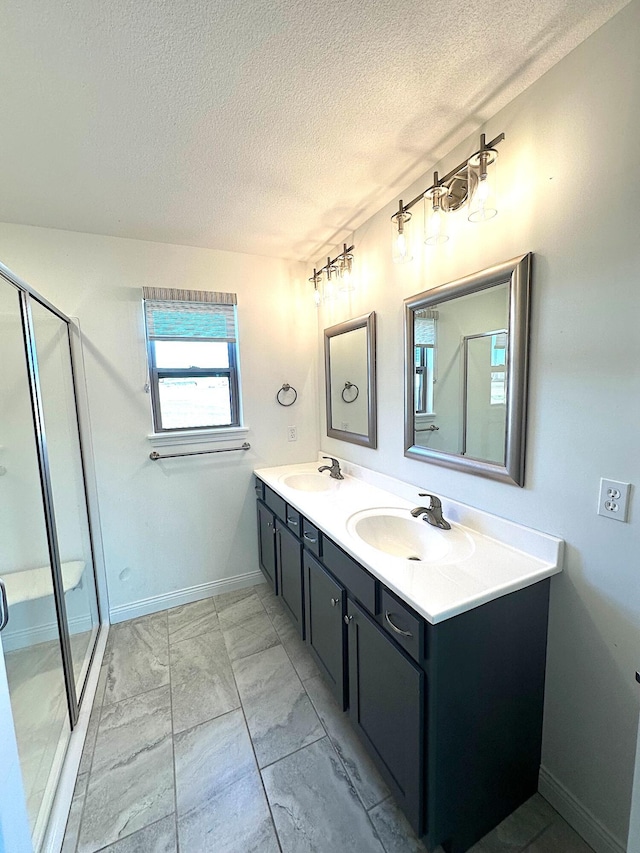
[62,582,595,853]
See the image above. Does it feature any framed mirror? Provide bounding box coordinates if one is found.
[404,254,531,485]
[325,312,377,448]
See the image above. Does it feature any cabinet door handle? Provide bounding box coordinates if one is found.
[0,579,9,632]
[384,610,413,638]
[303,532,317,544]
[330,597,340,607]
[266,521,273,528]
[287,517,299,526]
[344,614,353,625]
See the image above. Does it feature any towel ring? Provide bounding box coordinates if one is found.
[341,381,359,403]
[276,383,297,407]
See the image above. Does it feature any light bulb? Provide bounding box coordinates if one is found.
[468,147,498,222]
[391,201,413,263]
[423,186,449,246]
[313,287,321,306]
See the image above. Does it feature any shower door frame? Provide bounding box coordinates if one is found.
[0,261,103,728]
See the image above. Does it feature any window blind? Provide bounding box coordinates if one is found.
[414,309,438,346]
[142,287,237,342]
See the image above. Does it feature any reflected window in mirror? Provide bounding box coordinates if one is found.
[404,254,531,486]
[324,312,377,449]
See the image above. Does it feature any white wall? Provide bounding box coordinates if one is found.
[0,227,317,619]
[317,2,640,849]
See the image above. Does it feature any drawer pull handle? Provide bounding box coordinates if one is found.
[330,597,340,607]
[385,610,413,638]
[344,614,353,625]
[266,521,273,529]
[303,532,317,544]
[287,517,299,526]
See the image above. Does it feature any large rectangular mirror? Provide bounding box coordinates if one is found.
[404,254,531,485]
[325,312,377,448]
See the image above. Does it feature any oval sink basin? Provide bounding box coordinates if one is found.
[280,472,335,492]
[347,507,475,563]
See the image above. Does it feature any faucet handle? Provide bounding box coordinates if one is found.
[418,492,442,509]
[323,456,339,465]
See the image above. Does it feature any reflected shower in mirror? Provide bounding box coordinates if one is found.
[405,254,531,485]
[325,312,377,448]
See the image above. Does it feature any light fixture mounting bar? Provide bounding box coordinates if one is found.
[402,132,505,214]
[319,244,355,273]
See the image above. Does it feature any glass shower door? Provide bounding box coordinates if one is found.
[29,299,100,701]
[0,281,71,845]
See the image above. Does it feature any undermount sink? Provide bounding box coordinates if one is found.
[347,507,475,563]
[280,472,336,492]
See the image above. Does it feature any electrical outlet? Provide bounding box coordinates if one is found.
[287,425,297,442]
[341,422,349,431]
[597,478,631,522]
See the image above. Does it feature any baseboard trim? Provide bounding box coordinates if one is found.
[108,571,265,623]
[2,615,94,652]
[539,765,626,853]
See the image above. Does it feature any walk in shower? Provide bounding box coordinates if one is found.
[0,266,102,850]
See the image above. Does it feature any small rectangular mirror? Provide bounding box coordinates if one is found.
[404,254,531,485]
[325,312,377,448]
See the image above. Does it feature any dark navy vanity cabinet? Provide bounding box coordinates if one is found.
[255,476,551,853]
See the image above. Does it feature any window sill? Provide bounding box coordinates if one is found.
[147,426,249,448]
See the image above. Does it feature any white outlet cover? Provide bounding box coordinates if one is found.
[597,478,631,522]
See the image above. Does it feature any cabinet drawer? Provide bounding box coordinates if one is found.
[322,539,376,614]
[265,485,286,522]
[302,518,322,557]
[379,587,426,664]
[254,476,265,500]
[285,505,302,535]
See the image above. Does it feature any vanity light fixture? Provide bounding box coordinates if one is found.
[309,244,355,304]
[391,132,505,260]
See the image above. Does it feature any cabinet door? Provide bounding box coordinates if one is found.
[304,551,347,710]
[277,522,304,637]
[257,501,277,592]
[347,598,424,834]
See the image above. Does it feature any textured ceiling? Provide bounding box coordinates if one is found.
[0,0,630,262]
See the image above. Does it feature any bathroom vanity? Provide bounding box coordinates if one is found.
[254,460,563,853]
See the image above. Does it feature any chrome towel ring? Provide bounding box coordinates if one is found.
[341,381,359,403]
[277,383,297,406]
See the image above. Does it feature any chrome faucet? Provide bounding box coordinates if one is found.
[410,493,451,530]
[317,456,344,480]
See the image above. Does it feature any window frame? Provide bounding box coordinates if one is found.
[146,337,241,433]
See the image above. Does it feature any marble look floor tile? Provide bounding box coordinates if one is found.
[94,814,177,852]
[467,794,559,852]
[79,702,103,775]
[169,628,240,733]
[167,598,218,644]
[213,586,259,615]
[270,607,319,682]
[521,816,595,853]
[77,686,174,853]
[262,736,386,853]
[62,773,89,853]
[233,644,324,768]
[305,674,389,810]
[103,612,169,705]
[219,595,280,663]
[175,709,279,853]
[369,797,430,853]
[253,580,273,599]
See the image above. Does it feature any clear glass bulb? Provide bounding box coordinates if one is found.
[468,149,498,222]
[391,210,413,263]
[424,188,449,245]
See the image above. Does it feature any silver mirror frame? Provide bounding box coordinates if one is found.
[325,311,377,449]
[404,254,531,486]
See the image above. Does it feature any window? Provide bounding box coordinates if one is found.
[414,310,437,415]
[143,288,241,432]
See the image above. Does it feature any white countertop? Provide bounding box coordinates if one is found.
[254,459,564,625]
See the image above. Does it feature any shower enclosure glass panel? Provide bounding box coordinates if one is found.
[0,281,71,842]
[30,300,100,699]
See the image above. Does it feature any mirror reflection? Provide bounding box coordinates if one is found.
[325,312,377,448]
[405,255,531,485]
